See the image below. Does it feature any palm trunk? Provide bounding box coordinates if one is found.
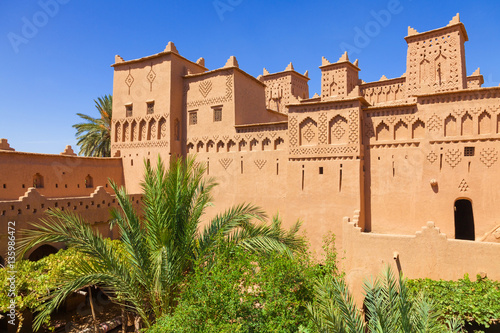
[121,306,127,333]
[88,286,98,333]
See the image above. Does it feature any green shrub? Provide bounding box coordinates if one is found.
[148,235,339,333]
[407,274,500,328]
[0,247,86,330]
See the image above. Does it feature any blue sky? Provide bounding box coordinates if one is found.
[1,0,499,154]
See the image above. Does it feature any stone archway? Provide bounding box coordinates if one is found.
[28,244,59,261]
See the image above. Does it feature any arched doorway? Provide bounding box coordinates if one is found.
[28,244,58,261]
[454,199,475,240]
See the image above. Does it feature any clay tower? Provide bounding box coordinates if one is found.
[320,52,360,100]
[405,13,468,95]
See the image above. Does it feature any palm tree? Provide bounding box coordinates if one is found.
[307,266,463,333]
[73,95,112,157]
[19,156,305,330]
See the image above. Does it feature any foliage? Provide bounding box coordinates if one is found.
[307,266,462,333]
[18,156,306,330]
[148,234,341,333]
[73,94,113,157]
[0,247,86,330]
[408,274,500,329]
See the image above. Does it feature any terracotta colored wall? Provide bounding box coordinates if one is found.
[342,214,500,303]
[364,91,500,242]
[0,151,124,200]
[0,186,141,260]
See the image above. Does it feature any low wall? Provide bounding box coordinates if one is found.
[0,187,142,261]
[342,211,500,302]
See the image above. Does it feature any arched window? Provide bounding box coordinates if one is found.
[33,173,44,188]
[85,175,94,188]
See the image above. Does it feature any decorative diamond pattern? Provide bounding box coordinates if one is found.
[332,125,346,140]
[147,68,156,83]
[303,126,315,142]
[125,73,134,87]
[427,151,438,164]
[318,113,327,144]
[289,116,298,147]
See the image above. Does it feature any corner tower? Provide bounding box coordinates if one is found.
[259,63,310,113]
[320,52,360,100]
[405,13,468,95]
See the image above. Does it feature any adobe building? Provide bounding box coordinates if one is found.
[1,14,500,294]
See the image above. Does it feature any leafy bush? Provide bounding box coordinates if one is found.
[408,274,500,329]
[148,234,339,333]
[0,247,86,330]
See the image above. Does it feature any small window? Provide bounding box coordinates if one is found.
[147,102,154,114]
[464,147,475,157]
[85,175,93,188]
[126,104,133,117]
[189,111,198,125]
[213,108,222,122]
[319,167,324,175]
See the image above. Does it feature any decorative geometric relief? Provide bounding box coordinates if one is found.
[254,159,267,169]
[147,63,156,91]
[125,74,134,87]
[348,109,359,143]
[387,115,396,124]
[480,148,498,167]
[187,72,232,108]
[445,148,462,168]
[225,74,233,100]
[318,113,328,144]
[303,126,315,142]
[199,80,213,98]
[125,68,134,94]
[115,123,122,142]
[219,158,232,170]
[290,145,357,156]
[159,118,167,139]
[332,126,346,140]
[427,151,438,164]
[112,140,169,149]
[289,116,298,147]
[364,119,375,138]
[139,120,147,141]
[427,114,442,132]
[147,68,156,83]
[458,179,469,192]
